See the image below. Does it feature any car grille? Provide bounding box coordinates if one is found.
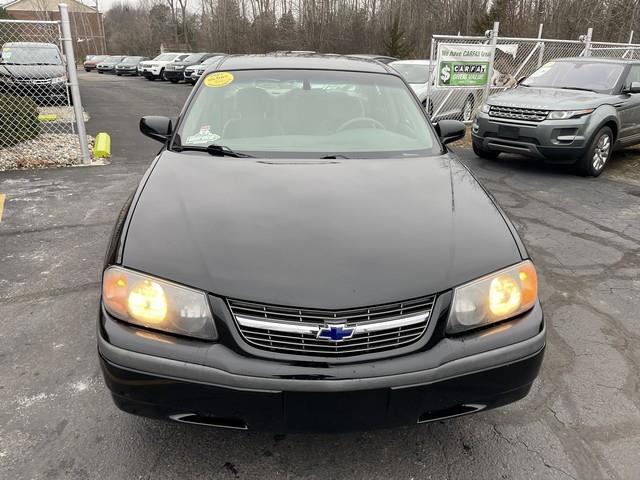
[228,295,436,357]
[489,105,549,122]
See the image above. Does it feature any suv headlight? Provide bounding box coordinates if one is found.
[51,76,66,84]
[447,261,538,334]
[479,103,491,114]
[175,65,185,70]
[102,266,217,340]
[548,109,594,120]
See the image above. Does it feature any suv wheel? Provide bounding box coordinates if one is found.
[461,96,474,122]
[473,142,499,159]
[160,69,167,81]
[576,126,612,177]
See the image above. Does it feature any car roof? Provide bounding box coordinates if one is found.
[3,42,57,48]
[555,57,640,64]
[212,53,394,74]
[390,59,430,65]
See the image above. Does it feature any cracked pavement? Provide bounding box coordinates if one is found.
[0,73,639,479]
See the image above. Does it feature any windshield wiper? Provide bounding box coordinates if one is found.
[559,86,598,93]
[172,144,254,158]
[320,154,349,159]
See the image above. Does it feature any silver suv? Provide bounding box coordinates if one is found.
[472,57,640,176]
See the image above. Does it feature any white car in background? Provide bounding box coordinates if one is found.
[390,59,484,122]
[139,53,190,81]
[188,55,226,84]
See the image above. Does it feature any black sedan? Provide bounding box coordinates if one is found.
[115,56,149,76]
[164,52,223,83]
[99,54,545,432]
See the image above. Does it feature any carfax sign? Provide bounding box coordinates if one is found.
[436,44,492,88]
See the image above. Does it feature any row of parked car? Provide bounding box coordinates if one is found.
[83,52,483,122]
[83,53,227,84]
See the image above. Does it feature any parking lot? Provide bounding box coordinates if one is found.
[1,71,639,479]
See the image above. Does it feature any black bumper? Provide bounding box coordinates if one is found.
[101,348,543,432]
[98,294,545,432]
[163,70,184,81]
[0,84,67,104]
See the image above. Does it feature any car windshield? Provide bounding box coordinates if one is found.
[122,56,141,63]
[183,53,206,63]
[104,56,123,62]
[391,62,430,84]
[154,54,179,61]
[1,46,62,65]
[521,61,624,93]
[202,55,224,65]
[176,69,438,158]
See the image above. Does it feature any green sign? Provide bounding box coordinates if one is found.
[437,44,492,88]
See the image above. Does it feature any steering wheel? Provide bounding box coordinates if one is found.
[337,117,385,132]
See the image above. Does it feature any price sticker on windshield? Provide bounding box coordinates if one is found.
[204,72,234,88]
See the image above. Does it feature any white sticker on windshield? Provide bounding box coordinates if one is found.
[186,126,221,145]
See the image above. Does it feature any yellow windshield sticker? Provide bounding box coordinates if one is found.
[204,72,234,88]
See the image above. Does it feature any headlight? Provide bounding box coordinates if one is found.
[175,65,185,70]
[447,261,538,334]
[51,76,66,84]
[479,103,491,114]
[548,109,594,120]
[102,266,217,340]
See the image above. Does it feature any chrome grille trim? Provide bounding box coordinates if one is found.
[228,295,435,357]
[489,105,549,122]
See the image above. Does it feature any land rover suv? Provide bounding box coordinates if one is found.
[472,58,640,176]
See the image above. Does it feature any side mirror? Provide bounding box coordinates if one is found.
[140,116,172,143]
[627,81,640,94]
[435,120,466,145]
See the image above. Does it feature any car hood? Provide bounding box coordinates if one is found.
[122,152,522,309]
[0,64,65,78]
[488,86,619,110]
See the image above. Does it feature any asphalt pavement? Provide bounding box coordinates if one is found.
[1,72,639,479]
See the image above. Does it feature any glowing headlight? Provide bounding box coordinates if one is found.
[479,103,491,114]
[102,266,217,340]
[548,109,594,120]
[447,261,538,334]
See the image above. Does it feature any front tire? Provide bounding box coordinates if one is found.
[473,141,499,159]
[160,69,167,81]
[575,126,612,177]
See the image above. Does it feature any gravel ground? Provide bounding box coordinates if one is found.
[0,134,95,171]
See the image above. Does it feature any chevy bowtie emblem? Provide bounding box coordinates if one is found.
[317,324,355,342]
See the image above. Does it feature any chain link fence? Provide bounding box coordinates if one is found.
[0,16,88,170]
[426,24,640,124]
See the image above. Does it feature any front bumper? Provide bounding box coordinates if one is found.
[0,83,67,104]
[116,67,137,75]
[472,112,592,162]
[97,66,116,73]
[99,296,545,432]
[141,66,162,77]
[163,70,185,81]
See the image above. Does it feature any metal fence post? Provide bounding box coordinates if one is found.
[483,21,499,102]
[536,24,545,67]
[583,28,593,57]
[59,3,90,164]
[426,39,435,117]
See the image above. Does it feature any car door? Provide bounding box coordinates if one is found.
[617,64,640,144]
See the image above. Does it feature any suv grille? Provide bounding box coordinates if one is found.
[228,295,436,357]
[489,105,549,122]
